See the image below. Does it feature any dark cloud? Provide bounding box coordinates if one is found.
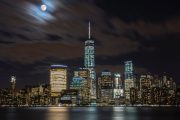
[0,0,180,88]
[0,30,14,38]
[0,41,85,65]
[0,40,15,45]
[47,34,62,41]
[15,34,30,41]
[96,0,180,22]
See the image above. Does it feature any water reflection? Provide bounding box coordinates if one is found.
[46,107,69,120]
[112,107,125,120]
[6,108,17,120]
[68,107,98,120]
[83,107,98,120]
[0,107,180,120]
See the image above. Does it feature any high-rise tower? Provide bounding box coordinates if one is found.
[124,61,134,102]
[124,61,133,80]
[84,22,96,99]
[50,65,67,96]
[10,76,16,98]
[50,64,68,105]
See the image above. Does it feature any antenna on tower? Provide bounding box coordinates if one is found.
[88,21,91,39]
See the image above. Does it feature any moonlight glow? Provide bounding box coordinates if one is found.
[41,4,47,11]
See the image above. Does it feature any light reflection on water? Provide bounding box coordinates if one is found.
[0,107,180,120]
[112,107,125,120]
[47,107,98,120]
[47,107,69,120]
[112,107,139,120]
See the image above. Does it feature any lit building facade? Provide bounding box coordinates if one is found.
[70,68,90,104]
[84,22,96,99]
[151,87,161,104]
[114,73,123,89]
[11,76,16,92]
[140,75,152,91]
[26,85,50,105]
[60,89,79,105]
[10,76,16,100]
[161,75,176,105]
[70,77,84,90]
[50,65,67,97]
[140,74,152,104]
[124,61,134,102]
[113,73,124,99]
[98,71,113,103]
[130,87,138,104]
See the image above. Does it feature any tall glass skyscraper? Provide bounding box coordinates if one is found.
[124,61,133,80]
[84,22,96,99]
[124,61,134,102]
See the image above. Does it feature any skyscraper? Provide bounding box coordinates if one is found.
[124,61,133,80]
[11,76,16,92]
[50,65,67,97]
[140,74,152,104]
[124,61,134,103]
[10,76,16,99]
[114,73,123,89]
[98,70,113,102]
[70,68,91,104]
[113,73,124,99]
[84,22,96,99]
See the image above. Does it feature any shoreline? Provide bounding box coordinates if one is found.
[0,105,180,108]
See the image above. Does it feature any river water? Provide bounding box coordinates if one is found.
[0,107,180,120]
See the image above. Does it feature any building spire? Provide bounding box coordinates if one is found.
[89,21,91,39]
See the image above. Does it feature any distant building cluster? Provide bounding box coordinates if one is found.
[0,22,180,106]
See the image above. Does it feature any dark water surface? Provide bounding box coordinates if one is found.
[0,107,180,120]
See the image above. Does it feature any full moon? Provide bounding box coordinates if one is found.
[41,4,47,11]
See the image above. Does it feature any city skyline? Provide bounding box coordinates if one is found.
[0,61,179,106]
[0,0,180,88]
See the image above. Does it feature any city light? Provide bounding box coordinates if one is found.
[0,23,179,107]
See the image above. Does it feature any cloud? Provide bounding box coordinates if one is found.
[1,0,180,64]
[46,34,62,41]
[1,0,180,86]
[0,42,83,63]
[1,0,180,63]
[110,17,180,37]
[0,0,142,64]
[0,40,15,45]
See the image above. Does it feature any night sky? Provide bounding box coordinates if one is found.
[0,0,180,88]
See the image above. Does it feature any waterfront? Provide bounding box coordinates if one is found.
[0,107,180,120]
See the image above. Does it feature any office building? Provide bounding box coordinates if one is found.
[98,70,113,103]
[50,65,67,98]
[124,61,134,103]
[84,22,96,99]
[70,68,91,104]
[113,73,124,99]
[10,76,16,100]
[140,74,152,104]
